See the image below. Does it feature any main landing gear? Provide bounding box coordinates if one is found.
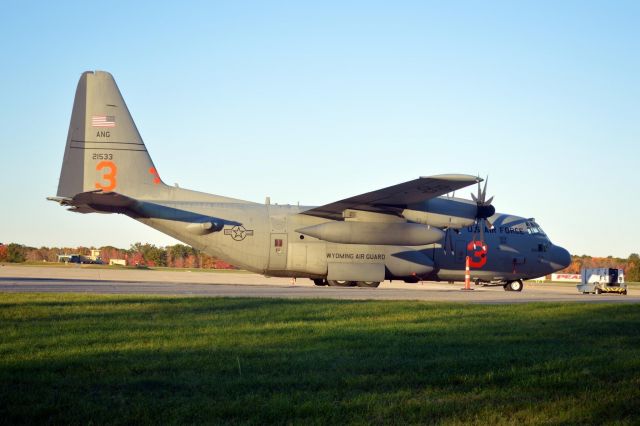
[355,281,381,288]
[328,280,353,287]
[313,279,381,288]
[503,279,524,292]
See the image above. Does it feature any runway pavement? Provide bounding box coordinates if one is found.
[0,265,638,303]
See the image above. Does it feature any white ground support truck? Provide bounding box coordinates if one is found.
[578,268,627,295]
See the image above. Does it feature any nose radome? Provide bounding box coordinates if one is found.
[550,245,571,270]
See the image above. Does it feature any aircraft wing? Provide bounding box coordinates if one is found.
[301,174,481,220]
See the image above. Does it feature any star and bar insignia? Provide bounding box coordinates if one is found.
[224,225,254,241]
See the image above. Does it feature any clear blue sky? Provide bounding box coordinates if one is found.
[1,1,638,257]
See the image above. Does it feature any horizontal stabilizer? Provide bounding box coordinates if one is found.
[47,191,238,231]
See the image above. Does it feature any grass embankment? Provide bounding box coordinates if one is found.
[1,294,639,424]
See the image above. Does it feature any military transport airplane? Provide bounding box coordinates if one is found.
[48,71,571,291]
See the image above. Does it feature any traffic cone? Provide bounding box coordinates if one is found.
[461,255,474,291]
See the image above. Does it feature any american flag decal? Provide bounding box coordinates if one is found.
[91,115,116,127]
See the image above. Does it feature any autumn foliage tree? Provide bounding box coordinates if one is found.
[129,243,167,267]
[626,254,640,282]
[4,243,26,263]
[563,255,627,274]
[1,242,237,269]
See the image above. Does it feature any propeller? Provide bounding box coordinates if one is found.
[470,177,495,247]
[443,218,454,255]
[442,191,456,255]
[443,222,461,256]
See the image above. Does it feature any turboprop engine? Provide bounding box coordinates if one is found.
[296,221,444,246]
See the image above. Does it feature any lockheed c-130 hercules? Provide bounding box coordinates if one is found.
[48,71,571,291]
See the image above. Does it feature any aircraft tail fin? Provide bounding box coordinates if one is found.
[56,71,166,199]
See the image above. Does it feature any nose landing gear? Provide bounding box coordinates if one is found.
[504,279,524,292]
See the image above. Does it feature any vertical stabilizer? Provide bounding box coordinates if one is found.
[57,71,164,198]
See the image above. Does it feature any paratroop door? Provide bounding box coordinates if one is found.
[268,233,288,270]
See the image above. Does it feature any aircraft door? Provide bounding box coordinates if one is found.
[268,234,288,270]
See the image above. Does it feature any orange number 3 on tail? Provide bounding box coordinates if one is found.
[95,160,117,191]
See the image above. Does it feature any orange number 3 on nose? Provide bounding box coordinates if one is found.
[95,160,117,191]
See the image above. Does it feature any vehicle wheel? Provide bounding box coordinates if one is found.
[595,287,602,295]
[313,279,327,286]
[623,289,628,295]
[506,280,524,292]
[327,280,355,287]
[356,281,380,288]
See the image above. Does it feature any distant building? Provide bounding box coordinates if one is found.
[89,249,101,261]
[551,273,581,282]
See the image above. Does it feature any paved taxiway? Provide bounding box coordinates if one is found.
[0,265,637,303]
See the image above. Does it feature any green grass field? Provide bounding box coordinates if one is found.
[1,294,639,425]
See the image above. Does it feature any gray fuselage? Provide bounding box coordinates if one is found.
[131,187,570,284]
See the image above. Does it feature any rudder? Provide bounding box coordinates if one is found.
[57,71,164,198]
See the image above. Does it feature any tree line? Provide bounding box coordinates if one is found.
[0,242,235,269]
[563,254,640,282]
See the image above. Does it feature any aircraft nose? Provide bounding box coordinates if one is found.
[549,245,571,271]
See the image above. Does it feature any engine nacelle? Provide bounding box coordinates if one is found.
[385,248,435,278]
[297,221,444,246]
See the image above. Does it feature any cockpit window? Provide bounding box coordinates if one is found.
[525,221,546,236]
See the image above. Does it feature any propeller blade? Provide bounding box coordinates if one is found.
[480,218,485,243]
[444,229,448,253]
[444,218,454,255]
[471,220,478,248]
[471,193,478,203]
[481,176,489,202]
[485,196,494,206]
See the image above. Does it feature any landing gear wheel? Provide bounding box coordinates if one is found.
[327,280,355,287]
[504,280,524,292]
[313,279,328,286]
[356,281,380,288]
